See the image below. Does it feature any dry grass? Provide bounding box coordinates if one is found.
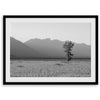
[10,59,91,77]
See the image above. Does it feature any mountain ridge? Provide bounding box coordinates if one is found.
[10,37,91,59]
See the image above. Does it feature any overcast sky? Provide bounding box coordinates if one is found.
[11,22,91,45]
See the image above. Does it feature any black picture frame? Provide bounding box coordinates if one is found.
[3,15,98,85]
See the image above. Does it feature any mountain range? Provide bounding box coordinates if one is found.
[10,37,91,59]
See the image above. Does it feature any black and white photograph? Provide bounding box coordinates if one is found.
[3,15,98,85]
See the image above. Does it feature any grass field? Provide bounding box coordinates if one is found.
[10,59,91,77]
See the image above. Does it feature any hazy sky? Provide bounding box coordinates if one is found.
[11,22,91,45]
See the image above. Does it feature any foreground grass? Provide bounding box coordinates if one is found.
[10,59,91,77]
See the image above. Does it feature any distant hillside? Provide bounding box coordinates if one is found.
[10,37,91,59]
[25,38,91,58]
[10,37,42,59]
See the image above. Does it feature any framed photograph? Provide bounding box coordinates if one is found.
[3,15,98,85]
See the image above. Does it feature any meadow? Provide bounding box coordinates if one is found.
[10,59,91,77]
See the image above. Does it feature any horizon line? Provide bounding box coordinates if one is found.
[10,36,91,46]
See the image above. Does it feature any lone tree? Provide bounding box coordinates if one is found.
[63,41,74,62]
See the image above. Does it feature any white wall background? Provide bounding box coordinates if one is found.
[0,0,99,100]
